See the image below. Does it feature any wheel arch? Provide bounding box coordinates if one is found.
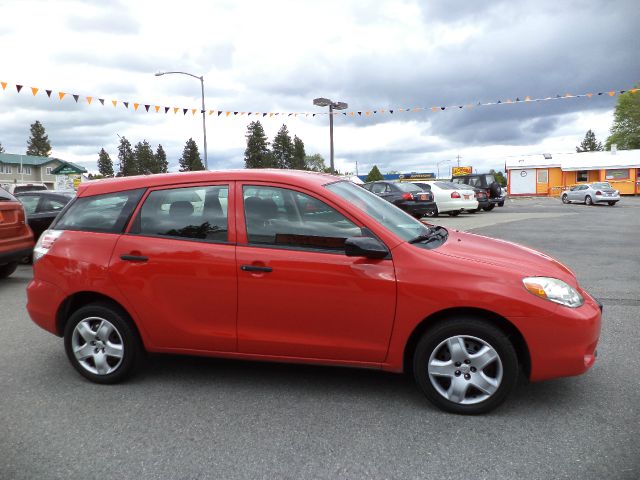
[402,307,531,378]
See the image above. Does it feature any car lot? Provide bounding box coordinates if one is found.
[1,197,638,479]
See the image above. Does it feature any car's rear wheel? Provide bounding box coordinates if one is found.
[608,201,617,206]
[0,262,18,279]
[413,318,519,414]
[425,207,438,218]
[64,302,141,384]
[585,195,593,205]
[561,194,569,204]
[482,204,495,211]
[448,210,461,217]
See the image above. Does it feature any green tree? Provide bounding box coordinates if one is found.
[117,136,137,177]
[179,138,204,172]
[576,129,603,152]
[365,165,384,182]
[0,142,5,153]
[97,148,114,177]
[489,169,507,187]
[291,135,307,170]
[26,120,52,157]
[244,121,273,168]
[154,144,168,173]
[271,124,294,169]
[304,154,326,172]
[134,140,155,175]
[605,88,640,150]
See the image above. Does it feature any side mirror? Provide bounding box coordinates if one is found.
[344,236,389,259]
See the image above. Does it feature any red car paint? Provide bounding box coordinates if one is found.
[26,170,600,382]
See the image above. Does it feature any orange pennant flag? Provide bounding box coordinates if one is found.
[133,103,139,111]
[379,109,385,114]
[398,108,405,112]
[431,107,439,112]
[86,96,93,104]
[155,106,160,113]
[586,93,593,98]
[173,107,179,114]
[59,92,66,100]
[269,113,274,117]
[240,112,246,116]
[365,111,371,117]
[349,112,355,117]
[112,100,118,107]
[608,91,615,97]
[630,88,638,94]
[1,82,7,90]
[412,107,421,112]
[31,87,39,96]
[192,109,197,115]
[524,96,531,101]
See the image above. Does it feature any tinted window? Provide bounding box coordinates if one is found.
[135,185,228,242]
[468,177,481,187]
[54,189,144,233]
[14,185,47,194]
[19,195,40,214]
[371,183,387,194]
[484,175,496,185]
[434,182,456,190]
[39,196,70,213]
[243,185,362,251]
[394,183,422,193]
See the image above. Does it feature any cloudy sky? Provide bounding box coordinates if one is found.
[0,0,637,176]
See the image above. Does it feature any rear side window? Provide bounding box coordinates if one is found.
[54,189,144,233]
[133,185,229,243]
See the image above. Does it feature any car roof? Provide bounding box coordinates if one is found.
[76,170,339,197]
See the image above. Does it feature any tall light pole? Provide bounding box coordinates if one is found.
[155,71,208,169]
[313,97,348,173]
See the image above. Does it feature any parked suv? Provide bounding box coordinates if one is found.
[451,173,504,210]
[27,170,601,414]
[362,180,436,218]
[0,187,34,278]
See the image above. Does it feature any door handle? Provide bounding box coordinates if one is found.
[120,254,148,262]
[240,265,273,273]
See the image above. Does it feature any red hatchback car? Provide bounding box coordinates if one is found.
[27,170,601,414]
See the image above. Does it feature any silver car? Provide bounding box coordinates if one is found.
[561,182,620,206]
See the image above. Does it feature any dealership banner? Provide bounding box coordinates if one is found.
[452,166,473,176]
[1,80,637,120]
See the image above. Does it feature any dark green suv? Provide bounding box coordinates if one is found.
[451,173,504,210]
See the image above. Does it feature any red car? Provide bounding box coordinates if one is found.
[0,187,34,278]
[26,170,601,414]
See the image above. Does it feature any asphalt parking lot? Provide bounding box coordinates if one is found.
[1,197,639,480]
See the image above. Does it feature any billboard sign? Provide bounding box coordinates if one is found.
[452,166,473,176]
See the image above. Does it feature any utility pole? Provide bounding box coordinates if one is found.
[457,154,461,167]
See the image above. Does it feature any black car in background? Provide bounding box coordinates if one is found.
[450,173,504,210]
[15,190,75,241]
[453,183,490,211]
[362,181,436,218]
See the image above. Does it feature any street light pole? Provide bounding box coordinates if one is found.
[313,97,348,174]
[155,71,208,169]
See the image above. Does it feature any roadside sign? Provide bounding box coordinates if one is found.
[452,166,473,176]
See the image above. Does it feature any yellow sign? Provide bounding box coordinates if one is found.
[452,166,473,176]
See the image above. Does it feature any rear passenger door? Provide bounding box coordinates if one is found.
[109,182,237,353]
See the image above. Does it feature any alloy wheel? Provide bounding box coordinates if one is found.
[71,317,124,375]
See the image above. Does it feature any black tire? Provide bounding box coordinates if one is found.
[412,213,424,220]
[561,194,569,204]
[425,207,438,218]
[608,201,617,206]
[448,210,461,217]
[585,195,593,205]
[489,182,501,198]
[413,318,519,415]
[64,302,142,384]
[482,204,495,211]
[0,262,18,279]
[497,202,504,207]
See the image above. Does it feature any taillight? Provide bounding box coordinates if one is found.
[451,192,461,199]
[401,192,413,200]
[595,190,602,195]
[33,229,63,263]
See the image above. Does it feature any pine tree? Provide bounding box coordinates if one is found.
[605,87,640,150]
[576,129,603,152]
[365,165,384,182]
[97,148,114,177]
[154,144,168,173]
[117,136,137,177]
[244,121,273,168]
[291,136,307,170]
[134,140,155,174]
[0,142,4,153]
[179,138,204,172]
[304,154,326,172]
[271,124,295,169]
[26,120,52,157]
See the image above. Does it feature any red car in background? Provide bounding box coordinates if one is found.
[0,187,34,278]
[26,170,601,414]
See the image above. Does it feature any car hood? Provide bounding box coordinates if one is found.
[434,229,577,286]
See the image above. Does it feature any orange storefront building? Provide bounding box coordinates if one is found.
[505,149,640,197]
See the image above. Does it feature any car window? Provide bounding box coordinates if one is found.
[451,178,463,184]
[484,174,496,185]
[468,177,481,187]
[19,195,40,214]
[54,189,144,233]
[592,182,611,189]
[134,185,229,242]
[38,197,68,213]
[434,182,456,190]
[243,185,363,252]
[14,185,47,194]
[371,183,387,194]
[394,183,422,193]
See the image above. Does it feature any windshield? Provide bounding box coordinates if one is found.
[325,181,431,242]
[484,174,496,185]
[592,182,612,189]
[434,182,457,190]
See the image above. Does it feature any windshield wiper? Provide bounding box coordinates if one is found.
[408,226,448,244]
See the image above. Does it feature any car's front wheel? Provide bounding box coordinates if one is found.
[64,302,141,384]
[413,318,519,414]
[0,262,18,279]
[424,207,438,218]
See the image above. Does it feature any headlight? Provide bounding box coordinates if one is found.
[522,277,584,308]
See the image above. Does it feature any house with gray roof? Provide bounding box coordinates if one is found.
[0,153,87,190]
